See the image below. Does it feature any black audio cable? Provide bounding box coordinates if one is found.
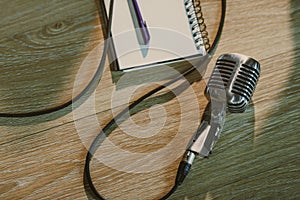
[0,0,114,118]
[84,0,227,199]
[0,0,225,119]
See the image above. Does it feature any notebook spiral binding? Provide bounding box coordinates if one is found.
[184,0,210,52]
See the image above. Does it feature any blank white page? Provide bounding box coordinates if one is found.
[103,0,206,70]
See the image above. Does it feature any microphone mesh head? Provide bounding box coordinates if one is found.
[206,53,260,113]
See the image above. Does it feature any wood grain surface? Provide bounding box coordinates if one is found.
[1,0,299,200]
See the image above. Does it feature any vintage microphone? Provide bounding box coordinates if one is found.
[176,53,261,184]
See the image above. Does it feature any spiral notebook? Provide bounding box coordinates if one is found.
[101,0,207,71]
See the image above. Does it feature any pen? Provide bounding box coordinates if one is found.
[130,0,150,45]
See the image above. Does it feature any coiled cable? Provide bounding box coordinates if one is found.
[84,0,227,199]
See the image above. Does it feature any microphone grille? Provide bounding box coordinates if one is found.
[207,56,236,90]
[207,53,261,113]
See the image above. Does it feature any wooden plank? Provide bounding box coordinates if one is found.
[0,0,299,199]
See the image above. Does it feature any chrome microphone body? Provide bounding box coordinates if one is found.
[176,53,260,185]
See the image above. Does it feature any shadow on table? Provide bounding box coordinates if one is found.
[173,1,299,199]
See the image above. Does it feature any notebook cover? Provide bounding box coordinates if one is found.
[100,0,206,71]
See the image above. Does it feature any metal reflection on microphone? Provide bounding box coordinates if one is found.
[176,53,261,185]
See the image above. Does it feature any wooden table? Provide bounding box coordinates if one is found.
[1,0,299,199]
